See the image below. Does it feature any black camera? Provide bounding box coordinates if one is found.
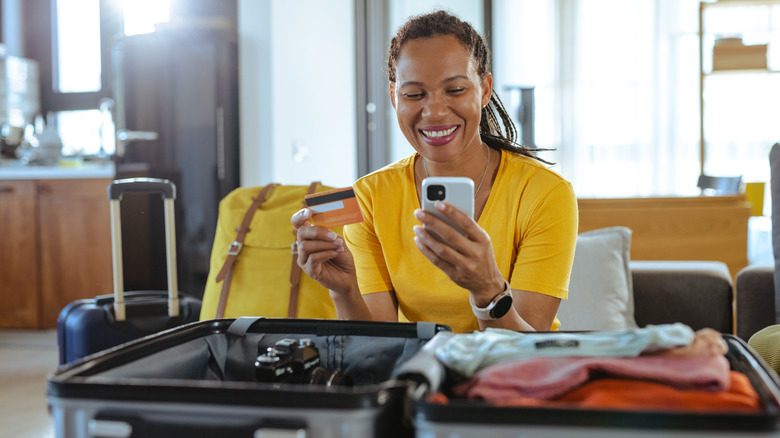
[426,184,446,201]
[255,338,351,387]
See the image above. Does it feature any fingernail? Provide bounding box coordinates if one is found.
[413,225,423,237]
[413,209,424,220]
[302,209,310,218]
[435,201,446,211]
[333,237,343,247]
[327,231,338,240]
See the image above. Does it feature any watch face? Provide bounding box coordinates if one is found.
[489,294,513,319]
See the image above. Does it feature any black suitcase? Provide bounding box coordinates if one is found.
[57,178,201,365]
[409,333,780,437]
[47,317,450,438]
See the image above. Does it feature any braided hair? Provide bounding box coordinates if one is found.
[387,10,551,163]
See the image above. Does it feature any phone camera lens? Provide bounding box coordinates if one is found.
[427,185,446,201]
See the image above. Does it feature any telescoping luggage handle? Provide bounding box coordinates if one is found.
[107,178,179,321]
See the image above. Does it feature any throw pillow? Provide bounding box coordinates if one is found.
[557,226,638,331]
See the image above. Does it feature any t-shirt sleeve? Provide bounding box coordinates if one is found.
[510,180,578,299]
[343,183,394,294]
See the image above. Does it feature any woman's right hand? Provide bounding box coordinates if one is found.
[291,208,357,294]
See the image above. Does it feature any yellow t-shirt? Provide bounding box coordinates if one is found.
[344,150,578,333]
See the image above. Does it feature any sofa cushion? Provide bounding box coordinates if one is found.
[558,226,638,331]
[632,260,732,333]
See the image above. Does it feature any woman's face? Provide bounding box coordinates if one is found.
[390,34,492,166]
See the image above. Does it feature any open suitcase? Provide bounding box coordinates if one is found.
[409,332,780,437]
[57,178,201,365]
[47,317,450,438]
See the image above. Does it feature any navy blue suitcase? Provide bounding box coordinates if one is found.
[57,178,202,365]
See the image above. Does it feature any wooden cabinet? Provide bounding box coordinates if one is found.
[0,178,113,328]
[0,180,40,328]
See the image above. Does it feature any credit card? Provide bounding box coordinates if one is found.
[304,186,364,228]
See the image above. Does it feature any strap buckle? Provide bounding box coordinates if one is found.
[227,241,243,256]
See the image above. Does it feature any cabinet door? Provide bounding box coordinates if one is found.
[0,180,40,328]
[38,179,113,328]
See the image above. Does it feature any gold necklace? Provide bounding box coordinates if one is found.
[423,144,491,199]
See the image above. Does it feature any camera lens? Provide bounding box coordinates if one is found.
[308,367,353,387]
[426,184,446,201]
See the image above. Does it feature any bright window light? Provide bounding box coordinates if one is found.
[57,110,102,156]
[55,0,101,93]
[123,0,171,36]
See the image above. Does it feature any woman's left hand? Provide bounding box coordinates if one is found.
[413,201,505,306]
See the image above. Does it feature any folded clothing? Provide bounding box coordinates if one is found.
[489,372,761,413]
[436,323,696,377]
[558,372,761,412]
[454,354,731,401]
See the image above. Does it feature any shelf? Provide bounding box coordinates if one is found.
[702,0,780,8]
[698,0,780,176]
[705,69,780,75]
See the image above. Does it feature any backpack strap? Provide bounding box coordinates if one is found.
[214,183,279,319]
[288,181,321,318]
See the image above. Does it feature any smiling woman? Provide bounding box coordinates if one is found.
[292,10,578,334]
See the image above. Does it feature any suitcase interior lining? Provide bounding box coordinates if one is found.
[79,332,429,387]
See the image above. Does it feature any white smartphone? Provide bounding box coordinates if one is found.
[421,177,475,238]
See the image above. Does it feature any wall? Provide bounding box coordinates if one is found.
[238,0,357,188]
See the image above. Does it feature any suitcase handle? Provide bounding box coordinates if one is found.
[108,178,179,321]
[227,317,451,339]
[393,331,453,394]
[107,177,176,200]
[93,291,186,306]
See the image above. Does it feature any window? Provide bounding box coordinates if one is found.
[35,0,171,156]
[54,0,101,93]
[492,0,703,197]
[122,0,170,36]
[491,0,779,197]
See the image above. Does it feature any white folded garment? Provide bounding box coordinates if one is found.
[435,323,696,377]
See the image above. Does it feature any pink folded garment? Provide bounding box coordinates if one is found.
[454,355,731,401]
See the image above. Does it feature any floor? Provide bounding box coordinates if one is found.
[0,329,57,438]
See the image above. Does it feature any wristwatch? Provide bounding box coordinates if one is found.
[470,280,513,320]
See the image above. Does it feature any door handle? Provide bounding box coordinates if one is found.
[115,130,159,158]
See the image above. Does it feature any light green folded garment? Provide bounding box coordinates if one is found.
[435,323,696,377]
[748,324,780,375]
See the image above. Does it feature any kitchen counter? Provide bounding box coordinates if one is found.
[0,159,115,180]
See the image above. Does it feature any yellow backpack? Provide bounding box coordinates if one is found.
[200,182,339,320]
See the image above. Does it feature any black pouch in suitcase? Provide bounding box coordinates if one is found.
[57,178,202,365]
[47,317,450,438]
[408,333,780,437]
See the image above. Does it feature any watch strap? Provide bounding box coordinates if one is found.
[470,279,512,320]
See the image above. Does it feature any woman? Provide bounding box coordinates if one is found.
[292,10,577,333]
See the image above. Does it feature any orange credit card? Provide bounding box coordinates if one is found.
[304,186,364,228]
